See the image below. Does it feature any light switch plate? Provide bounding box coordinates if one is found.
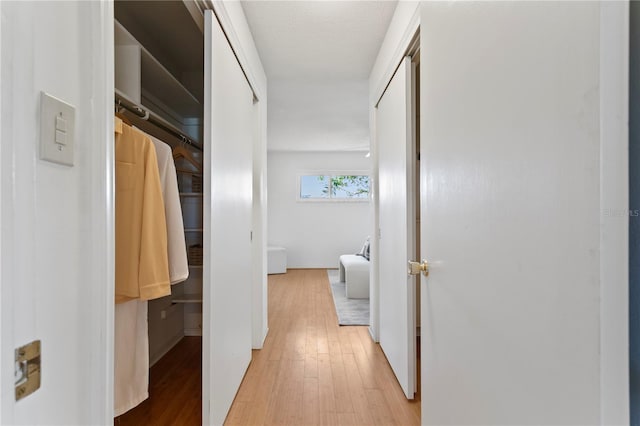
[40,92,75,166]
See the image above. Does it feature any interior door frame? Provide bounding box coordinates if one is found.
[369,2,421,345]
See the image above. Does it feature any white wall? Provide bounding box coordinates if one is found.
[268,79,369,152]
[268,151,372,269]
[1,1,113,424]
[369,2,419,106]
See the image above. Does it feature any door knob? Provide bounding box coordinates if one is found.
[408,260,429,276]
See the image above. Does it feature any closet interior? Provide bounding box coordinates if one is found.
[114,0,204,420]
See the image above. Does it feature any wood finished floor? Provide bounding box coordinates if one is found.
[117,268,420,425]
[116,336,202,426]
[228,269,420,426]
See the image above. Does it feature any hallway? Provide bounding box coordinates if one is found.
[226,269,420,425]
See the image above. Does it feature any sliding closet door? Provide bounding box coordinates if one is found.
[203,10,254,426]
[376,57,416,399]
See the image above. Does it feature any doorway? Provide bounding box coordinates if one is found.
[374,29,421,401]
[412,50,421,398]
[111,4,267,425]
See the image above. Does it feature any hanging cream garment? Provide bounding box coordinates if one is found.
[115,122,171,303]
[137,129,189,284]
[114,299,148,417]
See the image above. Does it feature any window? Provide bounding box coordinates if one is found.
[299,174,370,201]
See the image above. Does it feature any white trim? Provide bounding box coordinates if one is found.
[203,13,213,425]
[252,91,268,349]
[96,1,115,422]
[0,2,4,419]
[267,148,370,154]
[600,1,630,424]
[369,105,381,342]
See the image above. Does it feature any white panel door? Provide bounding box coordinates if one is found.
[203,10,254,426]
[377,57,415,399]
[419,2,604,424]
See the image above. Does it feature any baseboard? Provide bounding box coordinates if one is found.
[184,327,202,336]
[149,333,184,367]
[252,327,269,349]
[368,326,379,343]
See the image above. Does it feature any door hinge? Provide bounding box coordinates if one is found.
[15,340,41,401]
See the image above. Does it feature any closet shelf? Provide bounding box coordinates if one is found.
[176,168,202,176]
[115,20,201,122]
[184,228,203,232]
[179,192,203,197]
[172,294,203,304]
[188,265,203,269]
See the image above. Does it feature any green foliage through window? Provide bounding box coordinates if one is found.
[300,174,370,200]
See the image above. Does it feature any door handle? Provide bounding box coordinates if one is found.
[408,260,429,276]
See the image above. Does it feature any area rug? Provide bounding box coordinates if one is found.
[327,269,369,326]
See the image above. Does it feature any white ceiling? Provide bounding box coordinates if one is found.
[241,1,397,151]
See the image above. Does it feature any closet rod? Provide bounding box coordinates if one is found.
[115,92,203,152]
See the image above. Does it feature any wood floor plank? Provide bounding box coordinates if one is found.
[343,353,375,425]
[317,353,337,414]
[225,401,249,426]
[330,352,355,414]
[305,353,319,378]
[282,358,305,425]
[302,377,320,425]
[316,322,329,355]
[365,388,397,425]
[263,356,294,425]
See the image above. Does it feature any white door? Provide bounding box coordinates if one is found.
[203,10,254,426]
[376,57,416,399]
[419,2,613,424]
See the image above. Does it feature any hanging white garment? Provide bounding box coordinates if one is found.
[139,130,189,284]
[114,299,149,416]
